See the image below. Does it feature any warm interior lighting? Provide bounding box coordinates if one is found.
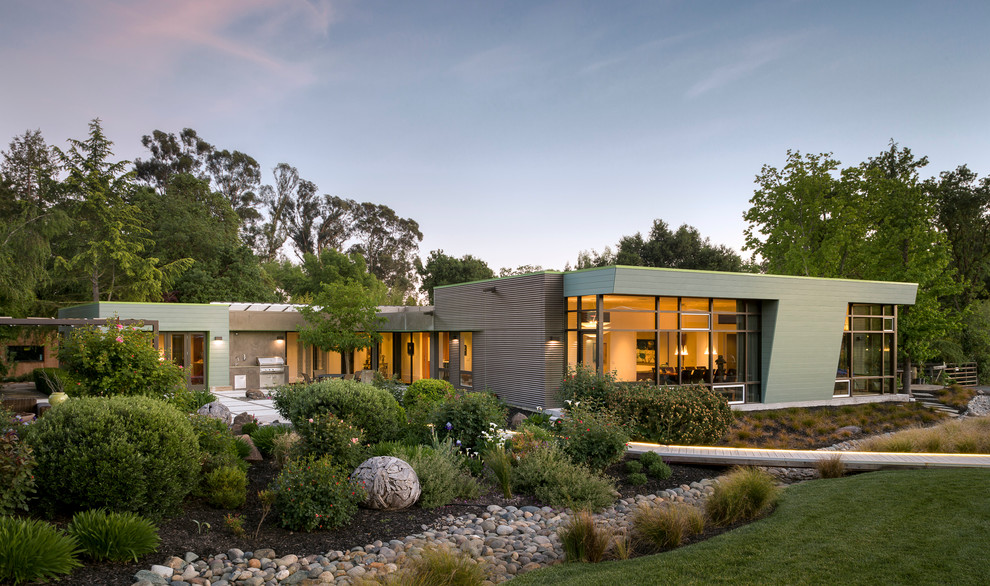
[275,335,285,343]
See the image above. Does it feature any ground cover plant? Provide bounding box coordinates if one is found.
[859,415,990,453]
[512,468,990,585]
[720,401,946,449]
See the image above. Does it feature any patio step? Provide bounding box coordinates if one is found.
[911,392,961,417]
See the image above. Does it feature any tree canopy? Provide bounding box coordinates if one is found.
[298,279,385,374]
[415,249,496,304]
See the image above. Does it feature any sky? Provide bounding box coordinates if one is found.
[2,0,988,272]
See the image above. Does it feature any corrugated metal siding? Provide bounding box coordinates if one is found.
[435,273,564,410]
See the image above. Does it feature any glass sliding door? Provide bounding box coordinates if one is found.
[167,332,207,390]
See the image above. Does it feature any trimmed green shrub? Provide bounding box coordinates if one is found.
[271,455,365,531]
[557,364,620,407]
[640,451,662,468]
[292,412,368,469]
[204,466,248,509]
[274,379,406,444]
[607,384,733,445]
[627,472,648,486]
[57,317,188,404]
[625,460,643,474]
[0,407,36,515]
[188,414,245,475]
[0,516,81,585]
[403,378,455,410]
[512,444,616,511]
[380,440,480,509]
[430,392,507,451]
[25,396,200,520]
[249,424,292,457]
[66,509,160,562]
[647,460,673,480]
[554,406,629,471]
[32,367,68,396]
[705,467,780,526]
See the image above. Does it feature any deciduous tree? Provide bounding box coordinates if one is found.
[416,250,495,303]
[298,279,385,375]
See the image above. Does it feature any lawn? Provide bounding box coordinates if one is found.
[512,468,990,585]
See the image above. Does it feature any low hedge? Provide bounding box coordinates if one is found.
[606,384,733,445]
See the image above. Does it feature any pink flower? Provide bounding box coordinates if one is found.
[308,418,314,423]
[116,324,124,330]
[115,336,124,343]
[350,438,359,444]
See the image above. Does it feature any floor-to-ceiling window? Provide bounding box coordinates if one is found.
[566,295,762,403]
[836,304,896,395]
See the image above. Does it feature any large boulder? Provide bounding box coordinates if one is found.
[352,456,421,510]
[197,401,232,426]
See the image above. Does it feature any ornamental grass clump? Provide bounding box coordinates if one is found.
[483,444,513,498]
[705,467,780,526]
[378,544,489,585]
[25,396,200,520]
[559,509,614,563]
[814,454,846,479]
[0,516,81,585]
[250,424,292,457]
[554,406,629,471]
[66,509,160,562]
[606,384,733,445]
[632,502,705,550]
[271,455,366,531]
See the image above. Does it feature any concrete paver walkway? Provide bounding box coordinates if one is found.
[211,389,282,424]
[626,441,990,470]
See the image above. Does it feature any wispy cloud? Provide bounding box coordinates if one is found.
[685,32,807,99]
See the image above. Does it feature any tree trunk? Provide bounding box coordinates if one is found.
[903,356,913,396]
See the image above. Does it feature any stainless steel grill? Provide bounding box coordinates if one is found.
[257,356,286,389]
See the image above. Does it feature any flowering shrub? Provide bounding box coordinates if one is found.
[554,405,629,471]
[292,412,368,469]
[0,407,36,515]
[188,414,245,477]
[507,422,554,459]
[25,396,199,520]
[273,379,405,444]
[430,392,507,451]
[271,455,366,531]
[57,317,187,405]
[607,384,733,445]
[557,364,620,408]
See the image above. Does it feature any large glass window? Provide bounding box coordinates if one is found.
[567,294,762,402]
[836,304,896,395]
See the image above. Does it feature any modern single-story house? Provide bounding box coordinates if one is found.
[58,266,917,410]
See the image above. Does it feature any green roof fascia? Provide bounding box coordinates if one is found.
[565,265,918,287]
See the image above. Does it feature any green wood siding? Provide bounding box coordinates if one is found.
[59,302,230,389]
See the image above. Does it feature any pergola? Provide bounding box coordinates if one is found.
[0,317,161,348]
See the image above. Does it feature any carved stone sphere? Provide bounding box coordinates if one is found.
[352,456,421,510]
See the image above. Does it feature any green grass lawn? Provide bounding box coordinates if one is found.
[512,468,990,585]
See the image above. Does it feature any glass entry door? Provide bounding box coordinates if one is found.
[167,333,206,390]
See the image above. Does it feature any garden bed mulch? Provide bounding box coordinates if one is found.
[54,458,726,585]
